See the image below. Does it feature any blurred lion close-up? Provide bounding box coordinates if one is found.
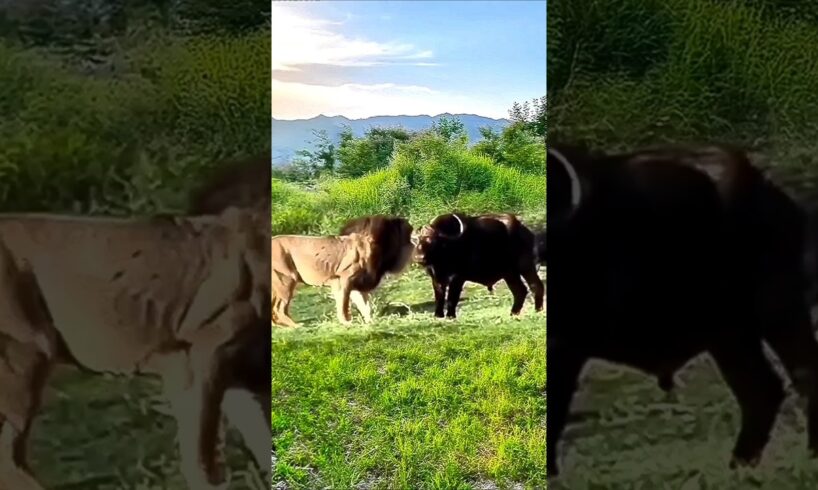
[0,153,272,490]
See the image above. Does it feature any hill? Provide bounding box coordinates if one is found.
[271,113,510,165]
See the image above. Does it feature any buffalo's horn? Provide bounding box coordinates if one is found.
[452,213,465,236]
[548,147,582,213]
[436,213,466,239]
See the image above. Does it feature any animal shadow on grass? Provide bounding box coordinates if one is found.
[381,298,472,316]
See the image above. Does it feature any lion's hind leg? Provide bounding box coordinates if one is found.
[0,340,51,490]
[271,273,300,328]
[0,243,53,490]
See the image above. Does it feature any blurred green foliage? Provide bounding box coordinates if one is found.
[0,0,270,214]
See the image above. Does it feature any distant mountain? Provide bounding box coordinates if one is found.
[271,113,510,165]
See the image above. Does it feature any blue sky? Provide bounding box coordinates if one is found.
[272,1,546,120]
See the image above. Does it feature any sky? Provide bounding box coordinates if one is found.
[271,1,547,120]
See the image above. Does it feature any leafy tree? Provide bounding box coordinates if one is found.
[508,96,546,138]
[472,98,545,174]
[290,129,335,179]
[431,115,467,144]
[337,126,413,178]
[472,126,503,162]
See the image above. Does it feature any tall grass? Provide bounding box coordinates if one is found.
[0,28,269,214]
[548,0,818,151]
[271,135,545,235]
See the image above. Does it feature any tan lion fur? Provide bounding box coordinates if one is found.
[271,233,376,327]
[0,207,269,490]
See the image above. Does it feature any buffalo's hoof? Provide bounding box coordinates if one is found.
[445,314,457,320]
[434,311,445,318]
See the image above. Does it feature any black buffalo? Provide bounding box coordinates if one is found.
[546,142,818,477]
[415,212,544,318]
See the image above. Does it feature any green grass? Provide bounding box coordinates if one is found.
[548,0,818,152]
[550,357,818,489]
[271,267,546,489]
[29,369,267,489]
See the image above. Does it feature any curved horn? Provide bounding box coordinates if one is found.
[452,213,465,236]
[435,213,466,239]
[548,147,582,213]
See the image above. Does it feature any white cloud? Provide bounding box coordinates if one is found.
[269,5,507,119]
[271,4,435,70]
[272,80,508,120]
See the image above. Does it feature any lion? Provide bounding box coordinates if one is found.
[188,152,271,215]
[0,206,269,490]
[271,232,378,327]
[337,215,415,317]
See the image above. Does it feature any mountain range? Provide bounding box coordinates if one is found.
[271,113,510,165]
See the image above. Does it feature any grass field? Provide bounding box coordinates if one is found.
[550,356,818,489]
[270,267,546,489]
[29,369,267,489]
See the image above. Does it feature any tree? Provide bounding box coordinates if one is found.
[289,129,335,180]
[431,116,467,144]
[472,126,503,162]
[508,96,546,138]
[337,126,413,178]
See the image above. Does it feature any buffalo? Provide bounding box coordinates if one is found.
[546,142,818,477]
[415,212,544,318]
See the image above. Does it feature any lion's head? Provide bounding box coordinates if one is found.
[339,215,414,290]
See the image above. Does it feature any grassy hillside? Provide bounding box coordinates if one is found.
[271,133,546,236]
[271,268,546,489]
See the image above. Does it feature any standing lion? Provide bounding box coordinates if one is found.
[271,232,376,327]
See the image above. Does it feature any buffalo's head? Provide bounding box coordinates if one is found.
[413,213,467,265]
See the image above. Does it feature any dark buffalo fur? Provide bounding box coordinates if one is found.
[188,152,271,215]
[416,212,545,318]
[339,215,414,292]
[546,142,818,477]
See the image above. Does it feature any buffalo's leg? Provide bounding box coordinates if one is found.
[445,277,465,318]
[762,301,818,456]
[547,344,585,477]
[505,275,528,315]
[522,268,545,312]
[350,290,372,323]
[710,338,784,467]
[432,277,447,318]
